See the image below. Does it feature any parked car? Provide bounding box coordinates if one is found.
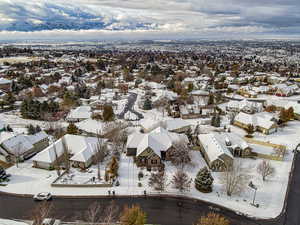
[33,192,52,201]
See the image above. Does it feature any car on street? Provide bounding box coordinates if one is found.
[33,192,52,201]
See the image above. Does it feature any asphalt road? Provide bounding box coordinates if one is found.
[118,92,144,120]
[0,152,299,225]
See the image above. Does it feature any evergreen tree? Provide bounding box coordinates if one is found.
[66,123,79,135]
[195,167,214,193]
[35,125,41,133]
[27,124,36,135]
[143,98,152,110]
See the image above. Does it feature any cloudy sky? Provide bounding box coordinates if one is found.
[0,0,299,40]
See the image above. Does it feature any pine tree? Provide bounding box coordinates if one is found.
[66,123,78,135]
[143,98,152,110]
[27,124,36,135]
[195,167,214,193]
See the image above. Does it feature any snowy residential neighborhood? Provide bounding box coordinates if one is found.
[0,40,300,225]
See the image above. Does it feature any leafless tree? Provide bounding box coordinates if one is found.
[95,132,107,180]
[148,171,168,192]
[84,201,119,225]
[220,160,251,197]
[52,140,61,176]
[228,112,238,125]
[84,202,103,223]
[14,142,23,168]
[170,142,191,170]
[171,170,192,193]
[31,201,53,225]
[273,147,287,159]
[257,160,275,181]
[102,201,120,225]
[155,98,169,117]
[61,136,70,173]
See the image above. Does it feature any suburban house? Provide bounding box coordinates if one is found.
[126,127,188,170]
[0,131,49,163]
[197,133,234,172]
[0,78,12,92]
[179,105,202,119]
[234,112,278,135]
[226,99,263,114]
[165,119,191,133]
[32,134,107,170]
[66,106,92,122]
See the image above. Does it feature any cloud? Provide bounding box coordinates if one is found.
[0,0,299,39]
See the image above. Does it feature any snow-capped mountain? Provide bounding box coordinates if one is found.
[0,0,157,31]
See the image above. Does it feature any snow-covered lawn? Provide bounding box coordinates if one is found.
[1,147,294,219]
[1,115,299,219]
[0,112,68,131]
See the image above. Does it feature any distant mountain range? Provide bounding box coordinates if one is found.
[0,1,156,31]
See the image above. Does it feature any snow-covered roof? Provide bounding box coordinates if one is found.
[76,119,109,135]
[67,106,92,120]
[285,101,300,114]
[198,133,234,162]
[0,78,12,85]
[32,134,103,164]
[1,131,48,156]
[127,127,188,157]
[140,118,160,131]
[235,112,276,129]
[165,118,190,131]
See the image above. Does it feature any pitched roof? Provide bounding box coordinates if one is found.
[127,127,188,157]
[32,134,103,164]
[198,133,234,162]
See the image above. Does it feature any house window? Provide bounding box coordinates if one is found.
[151,159,157,164]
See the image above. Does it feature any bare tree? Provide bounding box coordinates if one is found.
[171,170,192,193]
[220,160,250,196]
[84,201,119,225]
[61,136,70,173]
[31,201,53,225]
[257,160,275,181]
[84,202,103,223]
[52,140,61,176]
[102,201,120,225]
[148,171,168,192]
[170,142,191,170]
[155,98,169,117]
[95,132,107,180]
[14,142,22,168]
[273,147,287,159]
[228,112,238,125]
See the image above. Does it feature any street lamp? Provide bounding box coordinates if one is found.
[248,181,258,207]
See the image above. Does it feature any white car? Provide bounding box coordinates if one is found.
[33,192,52,201]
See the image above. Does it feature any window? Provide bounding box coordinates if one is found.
[151,159,157,164]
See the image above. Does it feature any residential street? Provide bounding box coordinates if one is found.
[0,151,299,225]
[118,92,144,120]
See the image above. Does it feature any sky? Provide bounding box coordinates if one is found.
[0,0,299,40]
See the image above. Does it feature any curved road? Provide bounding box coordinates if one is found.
[0,153,300,225]
[118,92,144,120]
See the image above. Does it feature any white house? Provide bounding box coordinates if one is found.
[32,134,106,170]
[66,106,92,122]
